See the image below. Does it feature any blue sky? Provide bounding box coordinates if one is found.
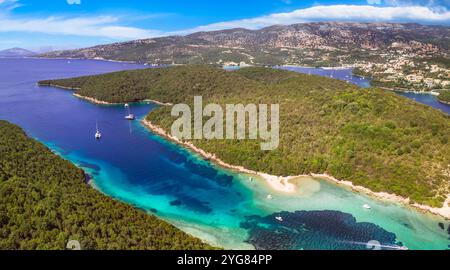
[0,0,449,51]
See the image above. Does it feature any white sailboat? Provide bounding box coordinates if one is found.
[95,122,101,139]
[275,216,283,222]
[125,104,135,120]
[363,204,371,209]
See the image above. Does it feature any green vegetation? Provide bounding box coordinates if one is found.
[351,68,370,78]
[39,65,450,207]
[438,90,450,104]
[370,78,411,90]
[0,120,213,250]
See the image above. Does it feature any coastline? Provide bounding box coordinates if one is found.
[141,118,450,220]
[437,99,450,105]
[40,82,174,107]
[38,82,119,105]
[141,119,297,193]
[379,86,440,95]
[279,64,354,70]
[38,82,81,91]
[34,56,139,64]
[143,99,173,106]
[72,93,117,105]
[39,70,450,220]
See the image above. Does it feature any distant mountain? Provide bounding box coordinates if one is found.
[0,47,36,58]
[40,22,450,66]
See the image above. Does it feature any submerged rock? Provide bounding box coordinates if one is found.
[170,199,182,206]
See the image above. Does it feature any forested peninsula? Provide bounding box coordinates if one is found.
[0,120,213,250]
[39,65,450,209]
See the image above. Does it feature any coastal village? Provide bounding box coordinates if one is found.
[351,42,450,92]
[205,41,450,94]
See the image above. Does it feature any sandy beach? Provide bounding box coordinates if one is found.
[142,119,450,219]
[143,99,173,106]
[72,93,117,105]
[142,119,297,193]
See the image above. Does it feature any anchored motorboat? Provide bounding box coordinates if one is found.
[95,122,101,139]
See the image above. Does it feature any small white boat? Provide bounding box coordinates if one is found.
[124,103,129,108]
[267,194,273,200]
[125,104,135,120]
[275,216,283,222]
[363,204,371,209]
[95,122,101,139]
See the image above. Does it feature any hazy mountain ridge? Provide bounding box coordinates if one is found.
[0,48,36,58]
[40,22,450,66]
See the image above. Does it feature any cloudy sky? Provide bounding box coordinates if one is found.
[0,0,449,51]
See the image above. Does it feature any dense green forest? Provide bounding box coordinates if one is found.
[0,120,213,250]
[39,65,450,207]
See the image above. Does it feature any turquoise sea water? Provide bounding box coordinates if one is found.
[0,58,449,250]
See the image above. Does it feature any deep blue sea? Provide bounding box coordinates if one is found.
[0,58,449,250]
[275,66,372,88]
[397,92,450,115]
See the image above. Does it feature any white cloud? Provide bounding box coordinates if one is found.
[0,0,21,10]
[0,4,448,42]
[0,15,163,39]
[67,0,81,5]
[384,0,450,7]
[176,5,450,34]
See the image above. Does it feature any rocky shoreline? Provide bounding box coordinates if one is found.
[38,79,450,219]
[141,119,450,220]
